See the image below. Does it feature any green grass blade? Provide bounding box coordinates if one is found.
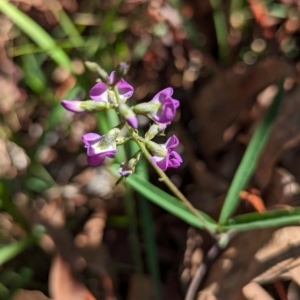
[210,0,230,61]
[0,226,45,265]
[111,166,217,230]
[130,139,162,300]
[219,79,284,224]
[49,2,85,48]
[223,207,300,231]
[0,0,72,70]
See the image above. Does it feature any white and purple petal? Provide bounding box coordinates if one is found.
[82,133,103,147]
[89,82,109,102]
[61,100,85,113]
[151,155,169,171]
[165,135,179,150]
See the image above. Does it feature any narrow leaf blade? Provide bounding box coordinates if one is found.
[219,79,284,224]
[111,166,217,230]
[0,0,72,70]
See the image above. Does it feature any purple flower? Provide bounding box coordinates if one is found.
[89,71,134,103]
[151,135,182,171]
[82,132,118,166]
[150,88,180,124]
[132,88,180,125]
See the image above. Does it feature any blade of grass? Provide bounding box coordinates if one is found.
[210,0,230,61]
[0,181,31,233]
[130,139,162,300]
[111,166,217,231]
[223,207,300,231]
[218,78,284,224]
[48,0,85,48]
[124,186,146,300]
[0,226,45,265]
[0,0,72,70]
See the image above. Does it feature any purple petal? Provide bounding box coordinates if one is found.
[89,82,109,102]
[173,99,180,109]
[152,88,173,103]
[117,79,134,99]
[87,153,106,166]
[119,168,132,176]
[168,151,182,168]
[126,115,138,129]
[151,155,169,171]
[104,150,118,158]
[61,100,85,113]
[82,133,102,146]
[153,99,176,124]
[165,135,179,150]
[87,145,117,157]
[109,71,116,84]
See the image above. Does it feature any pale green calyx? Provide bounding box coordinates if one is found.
[132,102,160,115]
[145,140,167,157]
[145,123,166,140]
[80,100,112,112]
[103,128,121,146]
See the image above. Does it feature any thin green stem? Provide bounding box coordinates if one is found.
[131,132,215,237]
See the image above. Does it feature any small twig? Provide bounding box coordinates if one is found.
[185,230,237,300]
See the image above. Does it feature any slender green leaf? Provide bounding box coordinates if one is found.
[0,0,72,70]
[130,139,162,300]
[223,207,300,231]
[111,166,217,230]
[210,0,229,61]
[49,2,85,48]
[0,226,45,265]
[219,79,284,224]
[21,50,47,93]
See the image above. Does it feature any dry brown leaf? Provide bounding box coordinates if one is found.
[264,168,300,208]
[127,274,153,300]
[194,226,300,300]
[254,84,300,190]
[197,228,275,300]
[254,226,300,285]
[191,59,294,156]
[49,255,96,300]
[13,289,51,300]
[241,282,274,300]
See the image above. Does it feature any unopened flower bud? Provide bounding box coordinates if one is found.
[85,61,110,84]
[118,103,138,129]
[145,123,167,140]
[118,152,141,177]
[113,62,130,85]
[61,100,112,114]
[132,102,160,116]
[145,140,167,157]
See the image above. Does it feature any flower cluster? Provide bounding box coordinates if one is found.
[61,62,182,178]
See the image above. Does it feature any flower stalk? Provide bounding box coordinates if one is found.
[61,62,216,238]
